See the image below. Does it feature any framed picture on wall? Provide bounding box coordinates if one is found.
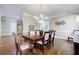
[29,25,35,31]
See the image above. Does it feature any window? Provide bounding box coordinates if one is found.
[39,21,50,31]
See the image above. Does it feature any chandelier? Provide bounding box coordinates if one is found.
[34,4,48,23]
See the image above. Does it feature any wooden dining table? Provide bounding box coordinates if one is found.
[22,35,44,54]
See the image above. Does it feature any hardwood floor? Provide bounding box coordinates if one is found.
[0,35,74,55]
[0,35,16,55]
[54,39,74,55]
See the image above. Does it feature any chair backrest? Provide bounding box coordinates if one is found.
[51,31,55,38]
[50,30,56,41]
[12,32,21,54]
[12,32,21,43]
[35,30,40,36]
[44,31,50,41]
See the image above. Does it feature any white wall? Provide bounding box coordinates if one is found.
[1,16,17,36]
[0,15,1,38]
[49,15,77,39]
[23,13,40,35]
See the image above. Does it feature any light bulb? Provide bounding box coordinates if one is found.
[38,20,42,23]
[40,14,43,17]
[34,16,38,20]
[45,16,48,19]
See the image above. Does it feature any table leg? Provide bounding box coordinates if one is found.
[68,37,69,42]
[33,48,35,54]
[32,41,36,54]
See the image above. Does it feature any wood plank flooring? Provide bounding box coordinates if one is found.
[0,35,74,55]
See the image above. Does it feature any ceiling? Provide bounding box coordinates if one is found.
[19,4,79,17]
[0,4,79,19]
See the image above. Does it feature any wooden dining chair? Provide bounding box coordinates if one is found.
[35,30,40,36]
[12,32,33,55]
[35,31,51,54]
[50,30,56,46]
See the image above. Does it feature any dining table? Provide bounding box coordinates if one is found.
[22,35,44,54]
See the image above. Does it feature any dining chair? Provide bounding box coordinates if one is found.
[35,31,51,54]
[50,30,56,46]
[12,32,33,55]
[35,30,40,36]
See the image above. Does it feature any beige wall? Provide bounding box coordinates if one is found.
[23,13,40,35]
[49,15,77,39]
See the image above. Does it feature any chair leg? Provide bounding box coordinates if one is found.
[41,46,44,54]
[47,41,51,48]
[18,50,22,55]
[68,37,69,42]
[16,43,19,55]
[31,48,34,55]
[16,50,18,55]
[52,38,54,46]
[52,40,54,46]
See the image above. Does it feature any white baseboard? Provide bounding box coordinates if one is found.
[1,34,12,37]
[55,36,68,40]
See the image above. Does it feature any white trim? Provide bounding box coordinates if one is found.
[1,16,17,22]
[1,33,12,37]
[55,36,68,40]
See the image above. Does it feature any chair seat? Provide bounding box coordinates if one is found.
[37,41,47,45]
[22,42,28,45]
[20,42,29,50]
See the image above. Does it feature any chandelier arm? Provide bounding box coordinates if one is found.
[40,4,42,14]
